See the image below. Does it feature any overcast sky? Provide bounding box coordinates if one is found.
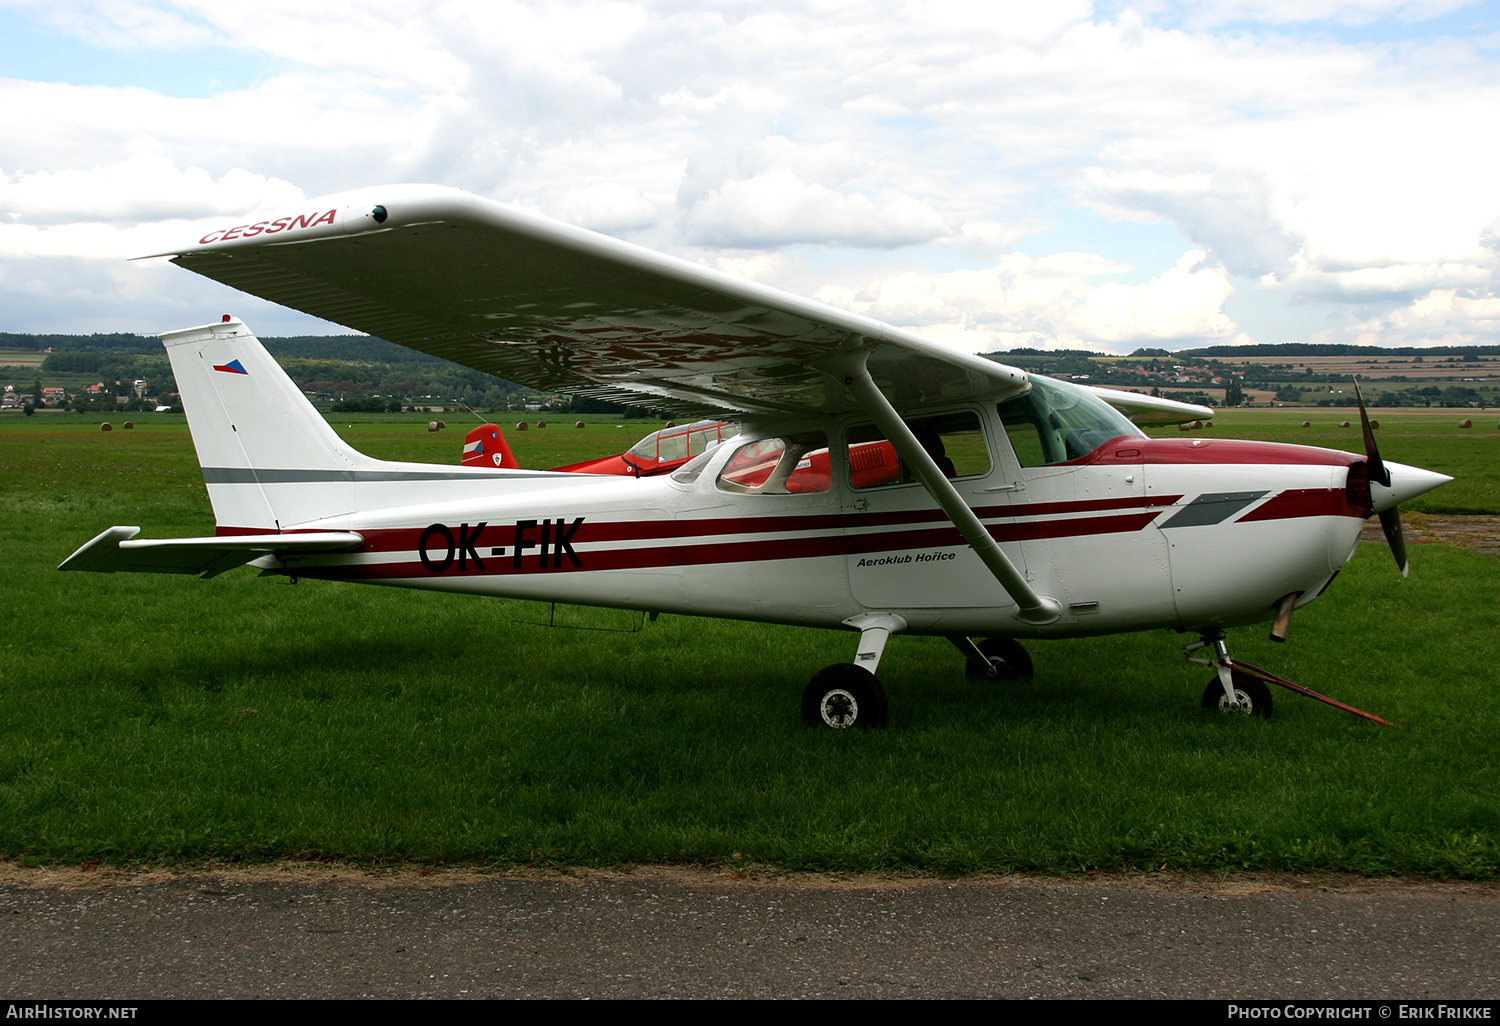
[2,0,1498,353]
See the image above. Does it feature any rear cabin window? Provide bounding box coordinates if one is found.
[715,432,832,494]
[846,411,990,490]
[997,376,1140,467]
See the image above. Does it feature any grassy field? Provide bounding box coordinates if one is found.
[1,408,1496,875]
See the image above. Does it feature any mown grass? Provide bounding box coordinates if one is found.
[0,409,1496,875]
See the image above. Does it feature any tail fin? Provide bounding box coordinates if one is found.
[162,317,365,531]
[461,423,520,469]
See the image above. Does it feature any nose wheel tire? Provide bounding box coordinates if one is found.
[802,664,888,729]
[964,638,1034,681]
[1202,672,1273,719]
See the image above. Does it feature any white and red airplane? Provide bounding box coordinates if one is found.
[61,185,1450,727]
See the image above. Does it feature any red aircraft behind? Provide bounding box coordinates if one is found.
[462,418,907,492]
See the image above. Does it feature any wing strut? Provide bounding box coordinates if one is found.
[819,351,1063,625]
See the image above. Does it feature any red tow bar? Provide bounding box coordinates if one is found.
[1223,658,1397,727]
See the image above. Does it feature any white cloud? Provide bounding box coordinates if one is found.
[1338,288,1500,347]
[0,76,409,195]
[814,249,1245,353]
[0,250,352,335]
[1,0,1498,347]
[679,169,951,248]
[1,155,303,229]
[706,250,802,287]
[5,0,221,50]
[1084,98,1500,305]
[1136,0,1478,28]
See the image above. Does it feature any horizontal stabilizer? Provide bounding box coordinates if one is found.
[59,526,364,579]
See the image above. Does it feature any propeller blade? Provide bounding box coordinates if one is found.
[1379,507,1409,577]
[1356,378,1411,576]
[1353,378,1390,488]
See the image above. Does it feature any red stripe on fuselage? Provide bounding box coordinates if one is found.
[235,493,1183,553]
[1236,488,1366,523]
[275,511,1166,582]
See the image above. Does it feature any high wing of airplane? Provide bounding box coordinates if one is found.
[62,185,1451,728]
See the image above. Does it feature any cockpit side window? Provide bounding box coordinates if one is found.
[715,432,832,494]
[997,376,1141,467]
[846,410,990,490]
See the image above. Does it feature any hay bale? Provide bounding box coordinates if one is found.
[537,421,546,428]
[437,420,446,429]
[122,421,134,429]
[575,421,585,429]
[1301,421,1310,427]
[99,422,111,432]
[1370,420,1380,429]
[1339,421,1350,427]
[427,421,439,432]
[1203,421,1213,429]
[515,422,528,431]
[1178,423,1191,431]
[1459,419,1472,428]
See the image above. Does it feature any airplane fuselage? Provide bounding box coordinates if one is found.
[253,414,1372,641]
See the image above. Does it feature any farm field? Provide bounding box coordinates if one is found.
[1204,353,1500,382]
[0,408,1496,876]
[0,350,46,369]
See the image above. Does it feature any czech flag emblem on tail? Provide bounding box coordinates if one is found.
[212,359,248,375]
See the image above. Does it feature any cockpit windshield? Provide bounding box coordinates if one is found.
[998,375,1143,467]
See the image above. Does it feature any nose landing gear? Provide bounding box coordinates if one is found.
[1201,670,1274,718]
[1185,631,1394,726]
[1188,632,1273,718]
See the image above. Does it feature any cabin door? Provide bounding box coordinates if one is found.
[841,407,1030,611]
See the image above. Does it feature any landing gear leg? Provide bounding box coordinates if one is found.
[1186,632,1272,718]
[953,636,1034,681]
[801,614,905,729]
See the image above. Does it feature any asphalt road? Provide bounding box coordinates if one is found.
[3,867,1497,999]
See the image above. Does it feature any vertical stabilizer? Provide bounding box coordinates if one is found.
[462,423,520,469]
[162,318,365,531]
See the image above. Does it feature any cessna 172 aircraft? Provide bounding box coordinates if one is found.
[60,185,1450,727]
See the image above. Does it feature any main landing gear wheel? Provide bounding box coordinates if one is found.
[1202,671,1273,719]
[964,638,1035,682]
[802,664,889,729]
